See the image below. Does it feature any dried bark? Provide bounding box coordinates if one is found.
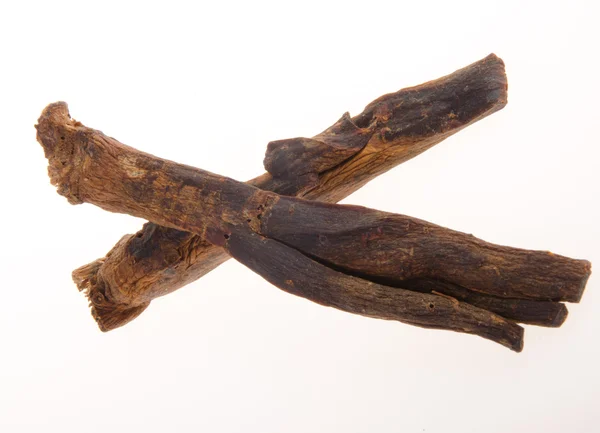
[257,199,589,303]
[402,279,568,327]
[73,54,512,331]
[223,228,525,352]
[35,101,591,352]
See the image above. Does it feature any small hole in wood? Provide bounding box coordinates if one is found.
[223,234,230,239]
[60,136,65,140]
[246,219,251,223]
[429,303,435,309]
[257,214,262,220]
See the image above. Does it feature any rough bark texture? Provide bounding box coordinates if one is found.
[402,279,568,327]
[223,228,525,352]
[35,99,591,352]
[258,198,589,303]
[73,54,511,331]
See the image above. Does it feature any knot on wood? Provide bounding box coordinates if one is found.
[264,112,372,195]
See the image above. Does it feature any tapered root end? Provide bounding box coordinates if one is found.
[488,317,524,353]
[72,261,150,332]
[551,304,569,327]
[548,258,592,303]
[574,260,592,302]
[472,311,524,353]
[511,329,525,353]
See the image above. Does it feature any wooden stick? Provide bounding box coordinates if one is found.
[72,54,511,330]
[257,198,590,303]
[35,102,590,352]
[223,228,524,352]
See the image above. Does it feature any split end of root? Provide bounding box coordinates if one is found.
[72,261,150,332]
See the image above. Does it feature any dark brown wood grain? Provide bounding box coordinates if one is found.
[258,197,589,303]
[263,112,371,196]
[35,99,591,352]
[222,228,525,352]
[402,279,567,327]
[70,54,511,331]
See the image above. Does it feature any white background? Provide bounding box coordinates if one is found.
[1,1,598,432]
